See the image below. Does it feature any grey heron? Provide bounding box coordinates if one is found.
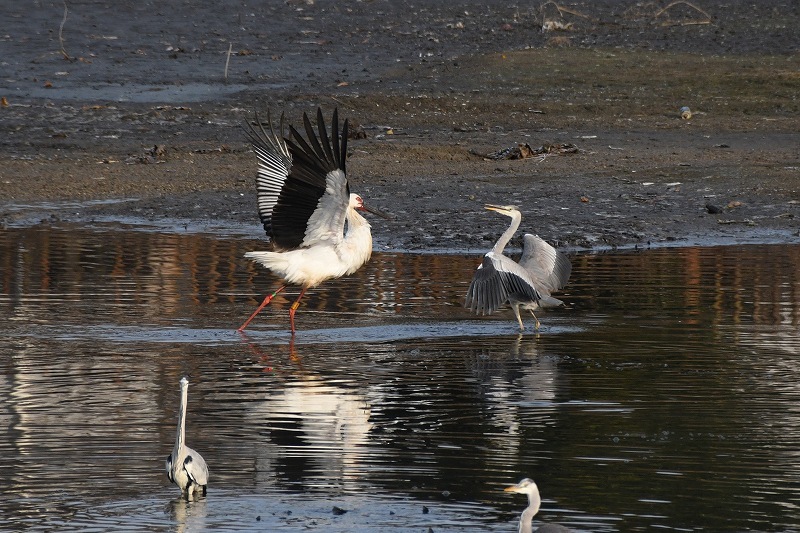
[166,377,209,497]
[505,478,571,533]
[465,204,571,330]
[238,108,385,333]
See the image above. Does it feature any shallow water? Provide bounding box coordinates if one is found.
[1,224,799,532]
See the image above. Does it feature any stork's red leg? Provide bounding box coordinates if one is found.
[238,285,286,331]
[288,287,308,335]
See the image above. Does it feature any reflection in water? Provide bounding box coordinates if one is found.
[246,368,374,490]
[169,496,208,533]
[0,224,799,531]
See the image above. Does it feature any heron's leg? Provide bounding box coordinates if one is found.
[288,287,308,335]
[528,310,541,329]
[512,303,525,331]
[238,285,287,331]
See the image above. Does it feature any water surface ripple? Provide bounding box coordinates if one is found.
[1,225,799,531]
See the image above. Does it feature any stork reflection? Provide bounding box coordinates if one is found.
[235,333,373,490]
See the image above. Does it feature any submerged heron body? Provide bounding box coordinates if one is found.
[466,204,571,330]
[166,377,209,497]
[238,108,384,333]
[505,478,571,533]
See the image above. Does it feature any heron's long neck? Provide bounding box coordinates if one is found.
[493,212,521,255]
[518,490,541,533]
[175,385,188,454]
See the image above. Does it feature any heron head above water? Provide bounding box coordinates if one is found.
[485,204,520,217]
[504,477,539,495]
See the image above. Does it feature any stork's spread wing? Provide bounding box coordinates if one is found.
[288,109,350,248]
[465,252,541,315]
[519,234,572,293]
[246,108,349,250]
[246,110,295,247]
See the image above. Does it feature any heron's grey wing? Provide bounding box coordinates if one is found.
[183,448,209,486]
[287,108,351,248]
[465,252,540,314]
[519,234,572,293]
[166,453,175,482]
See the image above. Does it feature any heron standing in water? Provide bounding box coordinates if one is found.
[466,204,571,330]
[238,108,386,333]
[166,377,209,498]
[505,478,571,533]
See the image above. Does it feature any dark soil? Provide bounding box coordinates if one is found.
[1,0,798,251]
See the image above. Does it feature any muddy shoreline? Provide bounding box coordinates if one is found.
[1,1,798,251]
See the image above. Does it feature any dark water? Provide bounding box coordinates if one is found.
[1,224,799,532]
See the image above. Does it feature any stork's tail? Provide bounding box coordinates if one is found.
[245,251,285,270]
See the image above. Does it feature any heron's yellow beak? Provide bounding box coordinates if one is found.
[485,204,516,214]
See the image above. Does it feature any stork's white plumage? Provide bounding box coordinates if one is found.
[238,108,382,333]
[465,204,571,330]
[166,377,209,498]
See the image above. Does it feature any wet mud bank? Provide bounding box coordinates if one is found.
[1,1,798,250]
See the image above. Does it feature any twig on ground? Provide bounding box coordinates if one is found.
[59,1,71,60]
[539,0,591,20]
[224,42,233,81]
[654,1,712,25]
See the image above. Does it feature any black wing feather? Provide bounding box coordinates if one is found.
[315,107,336,168]
[301,111,330,167]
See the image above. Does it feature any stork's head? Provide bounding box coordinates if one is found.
[350,193,392,219]
[349,193,365,210]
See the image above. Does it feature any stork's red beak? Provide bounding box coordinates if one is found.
[360,202,393,220]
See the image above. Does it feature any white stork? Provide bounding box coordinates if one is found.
[238,108,384,333]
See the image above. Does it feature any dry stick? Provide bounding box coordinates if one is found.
[654,1,712,25]
[539,1,591,20]
[224,43,233,82]
[59,1,70,60]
